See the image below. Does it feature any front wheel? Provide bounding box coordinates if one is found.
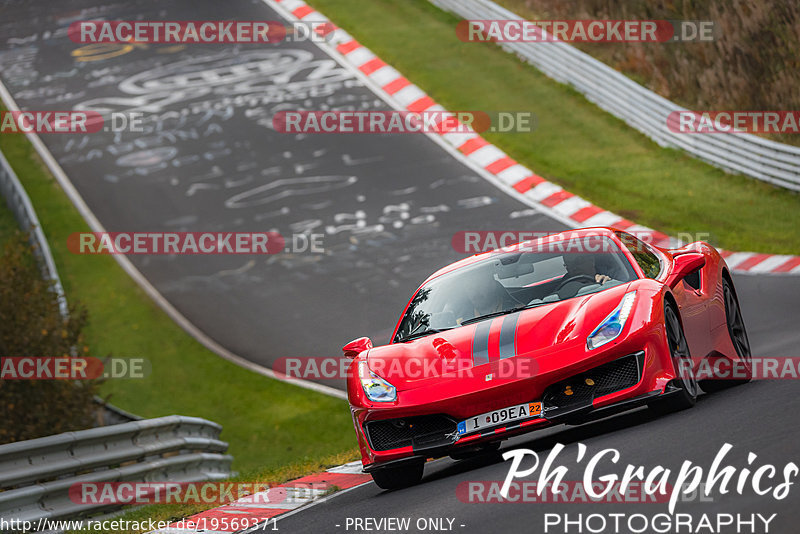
[649,301,699,415]
[701,278,752,392]
[370,460,424,490]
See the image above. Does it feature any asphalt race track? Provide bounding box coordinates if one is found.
[0,0,571,381]
[274,377,800,532]
[1,0,800,532]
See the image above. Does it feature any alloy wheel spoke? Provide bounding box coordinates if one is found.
[667,308,697,397]
[725,285,751,363]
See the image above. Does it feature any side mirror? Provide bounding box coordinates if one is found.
[667,253,706,288]
[342,337,373,359]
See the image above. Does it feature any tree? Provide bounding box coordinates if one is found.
[0,232,97,444]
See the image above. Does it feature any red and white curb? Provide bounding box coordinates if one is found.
[149,462,371,533]
[268,0,800,275]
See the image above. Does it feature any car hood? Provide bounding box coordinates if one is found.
[366,283,632,391]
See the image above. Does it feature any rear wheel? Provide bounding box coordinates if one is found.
[649,302,699,415]
[701,278,752,392]
[370,460,424,490]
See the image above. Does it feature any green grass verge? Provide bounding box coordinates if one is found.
[309,0,800,254]
[0,112,358,473]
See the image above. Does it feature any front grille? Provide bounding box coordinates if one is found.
[365,415,457,451]
[543,352,642,411]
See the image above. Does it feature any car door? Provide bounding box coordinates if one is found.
[670,272,711,358]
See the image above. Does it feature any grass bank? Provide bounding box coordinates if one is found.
[309,0,800,254]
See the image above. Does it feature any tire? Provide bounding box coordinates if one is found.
[701,278,752,392]
[370,460,424,490]
[649,301,699,415]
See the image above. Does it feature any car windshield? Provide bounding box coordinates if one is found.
[393,235,637,342]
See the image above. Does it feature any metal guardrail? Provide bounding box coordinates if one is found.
[0,416,232,527]
[95,396,143,426]
[0,147,68,316]
[430,0,800,191]
[0,150,234,529]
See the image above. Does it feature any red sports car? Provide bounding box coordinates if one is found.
[342,228,751,489]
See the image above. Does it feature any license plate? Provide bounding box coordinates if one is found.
[457,401,543,435]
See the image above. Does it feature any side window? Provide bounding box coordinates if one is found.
[616,233,661,279]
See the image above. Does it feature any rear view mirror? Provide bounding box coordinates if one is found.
[342,337,373,358]
[667,253,706,288]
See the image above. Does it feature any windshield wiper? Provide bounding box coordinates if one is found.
[460,302,546,326]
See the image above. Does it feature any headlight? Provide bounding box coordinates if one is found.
[586,291,637,350]
[358,361,397,402]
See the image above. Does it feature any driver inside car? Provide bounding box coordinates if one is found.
[447,269,518,325]
[561,253,612,285]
